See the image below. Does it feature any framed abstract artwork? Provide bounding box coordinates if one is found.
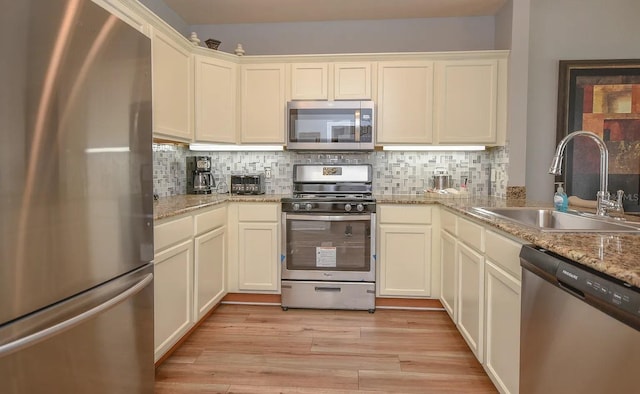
[556,59,640,212]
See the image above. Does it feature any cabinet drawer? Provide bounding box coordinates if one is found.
[485,230,523,280]
[458,217,484,252]
[154,215,194,252]
[238,203,279,222]
[441,209,457,235]
[194,205,227,235]
[379,205,432,224]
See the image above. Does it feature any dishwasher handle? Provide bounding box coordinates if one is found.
[557,279,586,299]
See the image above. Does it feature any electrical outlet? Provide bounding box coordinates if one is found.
[265,167,272,179]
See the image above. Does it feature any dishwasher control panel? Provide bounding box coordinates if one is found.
[556,261,640,318]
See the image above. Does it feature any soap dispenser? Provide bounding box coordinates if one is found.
[554,182,568,212]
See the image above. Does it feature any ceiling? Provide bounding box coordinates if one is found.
[163,0,508,25]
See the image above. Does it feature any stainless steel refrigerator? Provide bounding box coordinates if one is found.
[0,0,154,392]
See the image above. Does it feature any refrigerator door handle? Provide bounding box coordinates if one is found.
[0,273,153,358]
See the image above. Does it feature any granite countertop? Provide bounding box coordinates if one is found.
[154,193,640,288]
[153,193,289,220]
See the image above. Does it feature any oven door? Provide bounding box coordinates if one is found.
[281,212,375,282]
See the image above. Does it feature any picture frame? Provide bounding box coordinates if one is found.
[556,59,640,211]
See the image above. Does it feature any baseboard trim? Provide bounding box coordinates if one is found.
[220,293,444,310]
[375,297,444,309]
[222,293,281,304]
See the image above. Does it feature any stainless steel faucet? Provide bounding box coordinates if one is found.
[549,130,623,217]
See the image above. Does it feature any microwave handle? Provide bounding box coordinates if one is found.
[354,109,361,142]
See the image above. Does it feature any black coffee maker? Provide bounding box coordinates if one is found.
[187,156,215,194]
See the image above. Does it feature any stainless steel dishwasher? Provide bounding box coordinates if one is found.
[519,245,640,394]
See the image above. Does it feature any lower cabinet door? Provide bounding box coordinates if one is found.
[457,241,484,361]
[484,260,521,394]
[440,230,457,320]
[238,222,279,291]
[378,224,432,297]
[194,226,226,320]
[153,240,194,361]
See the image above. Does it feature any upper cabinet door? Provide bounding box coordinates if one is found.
[434,59,499,144]
[240,63,286,144]
[291,63,329,100]
[194,55,237,143]
[334,62,372,100]
[152,28,193,142]
[377,61,434,144]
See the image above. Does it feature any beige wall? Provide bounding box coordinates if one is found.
[526,0,640,201]
[190,16,497,55]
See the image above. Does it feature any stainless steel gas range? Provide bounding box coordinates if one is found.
[281,164,376,313]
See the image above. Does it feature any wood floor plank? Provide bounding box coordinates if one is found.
[311,335,470,356]
[226,385,394,394]
[156,362,359,390]
[154,381,229,394]
[358,370,498,393]
[155,305,498,393]
[196,350,401,372]
[399,352,488,375]
[185,331,314,354]
[196,321,361,339]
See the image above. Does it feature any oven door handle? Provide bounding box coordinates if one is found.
[284,214,371,222]
[315,286,342,292]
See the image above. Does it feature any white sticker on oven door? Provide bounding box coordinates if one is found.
[316,246,337,267]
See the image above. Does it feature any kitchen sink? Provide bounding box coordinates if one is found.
[471,207,640,233]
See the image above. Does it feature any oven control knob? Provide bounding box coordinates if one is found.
[356,204,365,212]
[305,203,313,211]
[344,203,352,212]
[292,203,300,211]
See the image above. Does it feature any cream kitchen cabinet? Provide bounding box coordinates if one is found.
[440,229,457,319]
[376,61,435,144]
[457,237,484,361]
[334,62,373,100]
[484,230,523,394]
[153,215,194,362]
[439,208,522,394]
[440,209,457,319]
[434,59,506,144]
[240,63,286,143]
[194,55,237,143]
[153,204,228,362]
[456,216,485,361]
[193,205,227,320]
[151,27,193,142]
[290,63,329,100]
[227,203,280,293]
[377,204,436,297]
[289,62,373,100]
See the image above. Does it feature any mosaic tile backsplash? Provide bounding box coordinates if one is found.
[153,144,510,198]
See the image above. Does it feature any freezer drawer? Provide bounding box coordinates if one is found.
[281,280,375,311]
[0,265,154,394]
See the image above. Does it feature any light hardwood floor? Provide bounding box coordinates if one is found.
[155,304,497,393]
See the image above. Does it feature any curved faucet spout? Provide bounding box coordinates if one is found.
[548,130,608,195]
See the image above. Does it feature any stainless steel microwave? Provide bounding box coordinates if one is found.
[286,101,375,151]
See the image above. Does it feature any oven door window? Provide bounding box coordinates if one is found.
[285,216,371,271]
